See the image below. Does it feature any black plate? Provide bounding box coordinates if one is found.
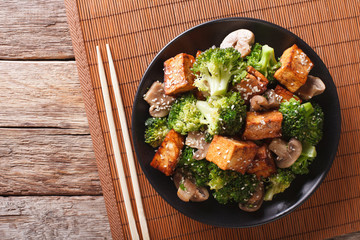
[131,18,341,228]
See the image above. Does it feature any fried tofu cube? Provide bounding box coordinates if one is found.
[274,44,314,92]
[206,135,258,174]
[234,72,268,102]
[274,85,302,103]
[247,145,277,179]
[242,111,283,140]
[247,66,268,84]
[150,129,184,176]
[164,53,196,95]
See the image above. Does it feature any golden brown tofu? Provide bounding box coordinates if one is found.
[206,135,258,174]
[274,44,314,93]
[247,145,277,179]
[274,85,302,103]
[150,129,184,176]
[242,111,283,140]
[247,66,268,84]
[164,53,196,95]
[233,73,268,102]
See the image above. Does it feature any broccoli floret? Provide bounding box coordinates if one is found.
[168,93,204,135]
[279,98,324,145]
[144,117,170,148]
[196,92,247,135]
[246,43,281,84]
[192,47,247,96]
[264,169,295,201]
[208,163,259,204]
[291,142,317,175]
[177,146,210,187]
[204,132,214,143]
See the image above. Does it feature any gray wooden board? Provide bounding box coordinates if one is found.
[0,61,88,130]
[0,0,74,60]
[0,196,111,239]
[0,128,101,196]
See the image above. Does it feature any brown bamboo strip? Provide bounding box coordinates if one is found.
[65,0,360,239]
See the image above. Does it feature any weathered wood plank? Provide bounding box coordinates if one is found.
[0,128,101,195]
[0,61,101,195]
[0,196,111,239]
[0,61,87,131]
[0,0,74,59]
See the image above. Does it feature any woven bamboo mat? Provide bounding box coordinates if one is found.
[64,0,360,239]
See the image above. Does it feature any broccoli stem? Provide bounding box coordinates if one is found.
[196,101,218,134]
[258,45,277,73]
[302,102,314,117]
[208,75,230,96]
[302,142,317,158]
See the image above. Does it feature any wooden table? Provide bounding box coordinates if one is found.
[0,0,358,239]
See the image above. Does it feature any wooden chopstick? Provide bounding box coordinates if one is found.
[106,44,150,240]
[96,46,140,240]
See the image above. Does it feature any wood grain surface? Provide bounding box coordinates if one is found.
[0,0,358,239]
[0,196,111,239]
[0,61,87,129]
[0,0,111,238]
[0,0,74,60]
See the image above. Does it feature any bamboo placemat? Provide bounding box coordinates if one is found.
[64,0,360,239]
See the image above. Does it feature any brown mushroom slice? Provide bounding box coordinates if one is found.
[190,187,210,202]
[144,81,175,117]
[264,89,282,108]
[269,138,302,168]
[173,170,183,189]
[250,90,282,112]
[296,75,326,100]
[177,178,197,202]
[185,132,211,160]
[239,182,264,212]
[220,29,255,57]
[250,95,269,111]
[173,170,209,202]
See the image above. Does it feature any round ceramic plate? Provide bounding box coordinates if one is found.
[131,18,341,228]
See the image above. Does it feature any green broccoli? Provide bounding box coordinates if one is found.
[279,98,324,145]
[196,92,247,136]
[208,163,259,204]
[144,117,170,148]
[264,169,295,201]
[291,142,317,175]
[192,47,247,96]
[177,146,210,187]
[167,93,204,135]
[246,43,281,84]
[204,132,214,143]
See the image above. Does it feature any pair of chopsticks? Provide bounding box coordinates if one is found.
[96,44,150,240]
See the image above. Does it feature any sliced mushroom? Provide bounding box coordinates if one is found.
[185,131,211,160]
[190,186,210,202]
[144,81,175,117]
[250,90,281,111]
[220,29,255,57]
[177,178,197,202]
[250,95,270,111]
[239,182,264,212]
[296,75,326,100]
[269,138,302,168]
[173,170,209,202]
[265,89,282,108]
